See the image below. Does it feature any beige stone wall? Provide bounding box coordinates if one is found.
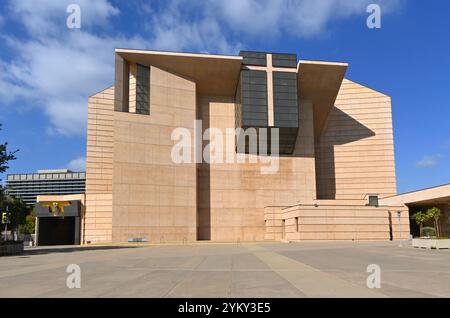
[264,206,286,240]
[85,62,402,243]
[85,87,115,243]
[316,79,397,200]
[197,97,316,241]
[111,66,197,242]
[266,204,410,241]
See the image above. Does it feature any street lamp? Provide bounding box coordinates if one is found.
[397,211,402,247]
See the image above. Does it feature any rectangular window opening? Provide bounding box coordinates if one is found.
[136,63,150,115]
[368,195,379,207]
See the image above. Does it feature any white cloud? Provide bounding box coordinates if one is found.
[2,31,149,135]
[67,156,86,171]
[144,0,403,52]
[172,0,402,39]
[8,0,119,36]
[0,0,404,137]
[415,155,443,169]
[1,0,149,136]
[145,1,241,54]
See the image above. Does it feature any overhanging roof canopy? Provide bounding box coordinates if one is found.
[297,60,348,137]
[116,48,243,96]
[116,49,349,134]
[379,184,450,206]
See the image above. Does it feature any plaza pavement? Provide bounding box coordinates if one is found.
[0,241,449,298]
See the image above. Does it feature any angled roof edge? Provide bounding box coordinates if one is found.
[115,48,243,61]
[115,48,242,96]
[297,60,348,137]
[298,59,348,67]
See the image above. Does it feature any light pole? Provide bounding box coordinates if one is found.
[397,211,402,247]
[4,205,9,241]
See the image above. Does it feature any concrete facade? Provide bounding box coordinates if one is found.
[316,79,397,200]
[84,49,409,244]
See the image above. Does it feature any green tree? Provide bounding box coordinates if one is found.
[0,196,30,238]
[0,124,18,179]
[411,211,431,237]
[0,123,18,240]
[426,207,442,238]
[20,208,36,235]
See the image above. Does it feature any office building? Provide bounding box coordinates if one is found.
[6,169,85,206]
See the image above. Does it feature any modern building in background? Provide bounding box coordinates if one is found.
[78,48,413,245]
[6,169,85,206]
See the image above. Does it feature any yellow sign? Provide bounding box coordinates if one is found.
[40,201,71,216]
[2,212,10,224]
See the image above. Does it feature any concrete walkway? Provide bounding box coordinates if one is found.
[0,241,449,297]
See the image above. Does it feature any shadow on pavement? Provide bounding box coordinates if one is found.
[21,245,142,256]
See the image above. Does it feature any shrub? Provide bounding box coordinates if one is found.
[422,226,436,237]
[411,211,431,237]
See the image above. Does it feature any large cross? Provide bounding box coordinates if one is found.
[243,53,298,127]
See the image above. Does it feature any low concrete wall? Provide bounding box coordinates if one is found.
[265,203,410,241]
[412,238,450,250]
[0,241,24,256]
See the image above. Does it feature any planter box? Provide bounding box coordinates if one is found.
[0,242,24,256]
[412,238,450,250]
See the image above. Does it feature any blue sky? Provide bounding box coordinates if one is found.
[0,0,449,193]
